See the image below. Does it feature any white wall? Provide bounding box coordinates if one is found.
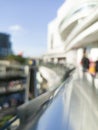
[66,50,77,66]
[47,19,65,54]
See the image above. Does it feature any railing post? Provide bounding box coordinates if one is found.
[29,65,38,98]
[24,65,30,102]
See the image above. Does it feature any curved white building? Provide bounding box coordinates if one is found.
[44,0,98,65]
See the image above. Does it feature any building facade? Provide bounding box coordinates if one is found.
[0,33,12,57]
[44,0,98,65]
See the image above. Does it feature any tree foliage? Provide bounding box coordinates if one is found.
[6,54,27,64]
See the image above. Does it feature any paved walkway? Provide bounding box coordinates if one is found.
[39,66,61,90]
[67,70,98,130]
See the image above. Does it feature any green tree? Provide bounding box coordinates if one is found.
[6,54,27,65]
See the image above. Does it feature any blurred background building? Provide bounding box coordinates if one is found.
[0,33,12,58]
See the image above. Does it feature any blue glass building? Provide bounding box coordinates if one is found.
[0,33,12,57]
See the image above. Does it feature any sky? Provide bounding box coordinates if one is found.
[0,0,64,57]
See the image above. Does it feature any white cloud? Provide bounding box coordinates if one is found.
[9,24,23,32]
